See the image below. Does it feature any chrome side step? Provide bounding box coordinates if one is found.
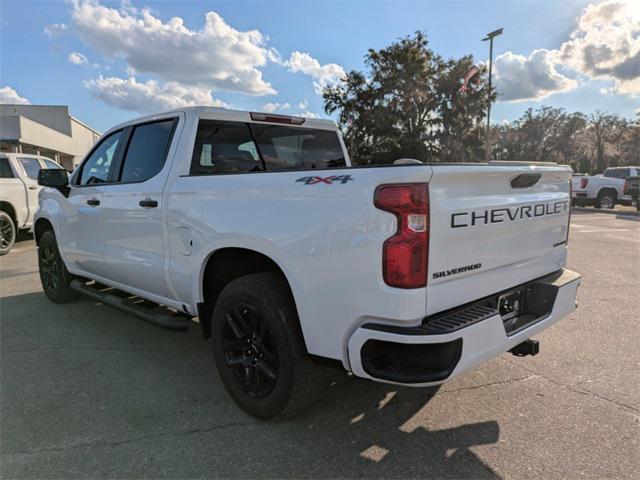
[70,280,191,331]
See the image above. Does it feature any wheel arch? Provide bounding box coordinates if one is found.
[0,201,17,225]
[34,217,55,246]
[597,187,618,200]
[197,247,300,340]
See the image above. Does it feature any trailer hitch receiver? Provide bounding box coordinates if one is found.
[510,339,539,357]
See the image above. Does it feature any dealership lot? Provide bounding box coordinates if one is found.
[1,210,638,479]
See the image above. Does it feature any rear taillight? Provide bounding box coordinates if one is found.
[580,178,588,189]
[374,183,429,288]
[623,179,628,194]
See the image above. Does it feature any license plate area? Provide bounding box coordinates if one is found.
[500,282,558,335]
[421,270,576,336]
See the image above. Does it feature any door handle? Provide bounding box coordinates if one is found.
[28,185,38,190]
[86,198,100,206]
[139,199,158,208]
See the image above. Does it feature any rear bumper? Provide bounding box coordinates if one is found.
[347,269,581,386]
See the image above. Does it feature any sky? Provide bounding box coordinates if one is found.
[0,0,638,133]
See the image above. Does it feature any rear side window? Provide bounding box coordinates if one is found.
[190,120,345,175]
[0,158,14,178]
[119,119,176,183]
[191,121,263,175]
[604,169,622,178]
[19,157,42,180]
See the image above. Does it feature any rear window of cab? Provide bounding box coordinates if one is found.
[190,120,346,175]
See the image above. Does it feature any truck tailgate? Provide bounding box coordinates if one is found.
[426,164,571,315]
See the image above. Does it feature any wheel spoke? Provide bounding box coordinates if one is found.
[256,359,277,381]
[232,308,254,335]
[226,313,246,339]
[225,352,248,367]
[245,366,257,393]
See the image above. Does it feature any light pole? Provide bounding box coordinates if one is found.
[482,28,503,162]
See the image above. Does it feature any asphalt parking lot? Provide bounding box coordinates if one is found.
[1,209,638,479]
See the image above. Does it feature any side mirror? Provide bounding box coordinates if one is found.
[38,168,70,196]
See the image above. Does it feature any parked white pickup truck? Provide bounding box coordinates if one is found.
[572,166,640,209]
[0,153,64,255]
[35,107,581,419]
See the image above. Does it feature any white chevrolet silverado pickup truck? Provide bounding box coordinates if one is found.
[35,107,581,420]
[0,153,63,255]
[572,166,640,209]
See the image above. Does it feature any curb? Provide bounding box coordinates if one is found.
[572,206,640,218]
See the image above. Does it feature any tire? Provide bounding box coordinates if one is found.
[0,211,16,256]
[38,230,78,303]
[211,273,328,420]
[595,190,616,209]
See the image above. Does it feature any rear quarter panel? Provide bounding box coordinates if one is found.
[165,165,432,362]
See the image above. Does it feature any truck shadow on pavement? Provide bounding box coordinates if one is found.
[1,292,501,479]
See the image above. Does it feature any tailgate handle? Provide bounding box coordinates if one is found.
[511,173,541,188]
[139,199,158,208]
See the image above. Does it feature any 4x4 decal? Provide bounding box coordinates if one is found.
[296,175,354,185]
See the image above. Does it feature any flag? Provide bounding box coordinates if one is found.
[459,66,480,94]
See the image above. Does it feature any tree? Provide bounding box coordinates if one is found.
[619,114,640,166]
[323,32,492,164]
[581,112,627,172]
[489,107,634,173]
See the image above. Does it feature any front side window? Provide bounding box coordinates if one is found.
[78,130,122,185]
[19,157,42,180]
[119,119,176,183]
[0,158,14,178]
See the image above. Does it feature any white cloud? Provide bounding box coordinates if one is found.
[0,86,31,105]
[297,110,320,118]
[494,50,577,101]
[83,76,228,113]
[44,23,68,38]
[70,0,275,95]
[284,51,345,94]
[557,0,640,95]
[262,102,291,113]
[494,0,640,101]
[68,52,88,65]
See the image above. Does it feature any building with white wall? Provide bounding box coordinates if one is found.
[0,105,100,170]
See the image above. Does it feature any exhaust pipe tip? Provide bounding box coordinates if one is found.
[510,339,539,357]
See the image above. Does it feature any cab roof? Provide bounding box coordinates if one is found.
[107,106,337,136]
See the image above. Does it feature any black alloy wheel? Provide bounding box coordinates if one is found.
[37,230,77,303]
[39,242,60,292]
[211,273,329,420]
[0,211,16,255]
[222,304,279,399]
